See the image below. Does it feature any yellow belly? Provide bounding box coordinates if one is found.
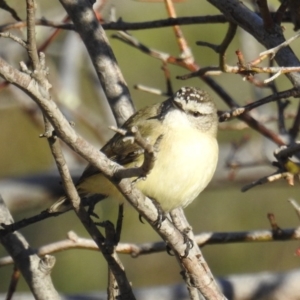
[136,129,218,211]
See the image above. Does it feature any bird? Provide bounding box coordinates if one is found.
[48,86,219,215]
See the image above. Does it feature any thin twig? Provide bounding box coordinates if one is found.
[274,0,290,24]
[274,142,300,161]
[26,0,40,73]
[289,101,300,139]
[0,32,26,47]
[0,0,22,21]
[256,0,274,30]
[288,199,300,220]
[6,266,20,300]
[259,31,300,60]
[162,62,173,95]
[241,171,294,192]
[218,22,237,72]
[219,88,300,122]
[164,0,192,62]
[2,225,300,268]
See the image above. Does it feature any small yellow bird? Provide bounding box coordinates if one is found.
[49,87,219,214]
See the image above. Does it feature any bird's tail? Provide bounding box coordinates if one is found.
[47,195,70,214]
[47,193,107,214]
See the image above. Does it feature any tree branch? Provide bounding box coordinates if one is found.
[59,0,134,126]
[0,196,60,300]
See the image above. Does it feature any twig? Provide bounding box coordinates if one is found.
[272,65,289,135]
[107,267,119,300]
[6,266,20,300]
[38,15,70,52]
[267,213,282,234]
[241,142,300,191]
[0,12,297,33]
[289,101,300,139]
[274,142,300,161]
[256,0,274,30]
[218,22,237,72]
[0,0,22,21]
[0,32,26,48]
[134,84,170,96]
[26,0,40,73]
[260,31,300,60]
[177,66,221,79]
[2,225,300,268]
[112,31,173,63]
[288,199,300,220]
[0,209,66,234]
[249,34,300,68]
[192,22,237,76]
[0,15,228,33]
[288,0,300,31]
[161,62,173,95]
[219,88,300,122]
[164,0,192,62]
[274,0,290,24]
[241,171,293,192]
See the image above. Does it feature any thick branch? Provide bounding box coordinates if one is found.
[59,0,134,126]
[0,196,60,300]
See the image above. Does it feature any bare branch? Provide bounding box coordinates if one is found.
[6,266,20,300]
[2,225,300,268]
[0,0,22,21]
[289,198,300,220]
[59,0,134,126]
[256,0,274,30]
[0,196,60,299]
[26,0,40,73]
[259,31,300,60]
[0,15,228,32]
[0,32,26,47]
[219,88,300,122]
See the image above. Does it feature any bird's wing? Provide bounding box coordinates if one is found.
[76,102,163,186]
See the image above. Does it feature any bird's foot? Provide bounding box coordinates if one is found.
[82,194,106,218]
[138,197,166,229]
[180,228,194,258]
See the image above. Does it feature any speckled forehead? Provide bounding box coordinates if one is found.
[175,87,207,102]
[173,87,215,114]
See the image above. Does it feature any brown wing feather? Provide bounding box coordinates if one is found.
[76,102,163,186]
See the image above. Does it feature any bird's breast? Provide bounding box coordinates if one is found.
[136,128,218,211]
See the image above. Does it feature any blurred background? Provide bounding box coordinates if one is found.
[0,0,300,295]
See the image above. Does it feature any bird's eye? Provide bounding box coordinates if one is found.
[193,111,202,117]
